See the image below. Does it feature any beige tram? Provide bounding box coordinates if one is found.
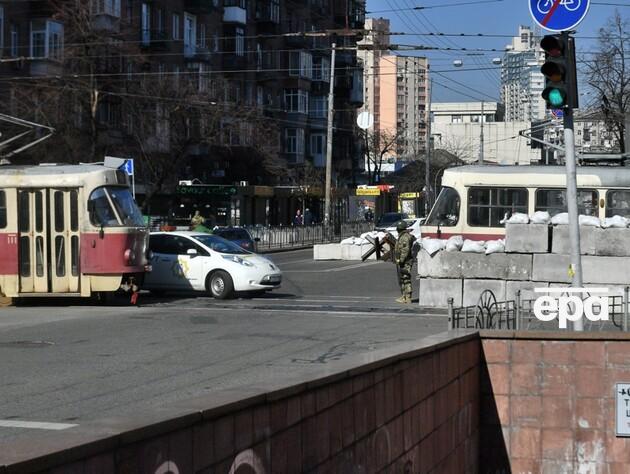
[0,163,149,299]
[422,165,630,240]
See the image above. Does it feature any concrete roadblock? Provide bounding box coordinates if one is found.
[505,280,549,301]
[533,253,630,285]
[462,279,506,306]
[505,223,550,253]
[418,278,463,307]
[313,243,342,260]
[552,226,630,257]
[418,251,532,281]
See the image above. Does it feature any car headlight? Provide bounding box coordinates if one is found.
[222,255,254,267]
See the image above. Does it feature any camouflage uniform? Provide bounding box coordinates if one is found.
[394,225,414,303]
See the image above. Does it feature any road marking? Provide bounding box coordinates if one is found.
[0,420,78,430]
[283,261,383,273]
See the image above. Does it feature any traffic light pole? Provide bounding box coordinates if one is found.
[561,37,583,332]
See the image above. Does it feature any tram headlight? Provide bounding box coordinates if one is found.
[124,249,136,264]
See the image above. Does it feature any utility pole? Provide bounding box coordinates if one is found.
[478,100,484,164]
[324,42,336,228]
[425,78,432,216]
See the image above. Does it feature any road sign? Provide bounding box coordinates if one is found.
[529,0,590,32]
[551,109,564,119]
[356,111,374,130]
[122,159,134,176]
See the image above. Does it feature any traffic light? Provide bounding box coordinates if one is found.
[540,34,578,110]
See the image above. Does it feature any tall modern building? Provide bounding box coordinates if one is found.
[358,19,430,172]
[501,25,546,123]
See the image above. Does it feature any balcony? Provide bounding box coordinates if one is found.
[184,0,220,14]
[223,6,246,24]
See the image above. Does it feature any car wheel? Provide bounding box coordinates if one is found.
[208,271,234,299]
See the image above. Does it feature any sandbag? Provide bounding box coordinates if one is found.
[530,211,551,225]
[602,215,629,229]
[485,239,505,255]
[506,213,529,224]
[445,235,464,252]
[579,215,601,227]
[422,238,445,257]
[551,212,569,225]
[461,239,486,253]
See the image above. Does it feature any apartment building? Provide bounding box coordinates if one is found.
[0,0,365,201]
[358,18,430,174]
[501,25,546,123]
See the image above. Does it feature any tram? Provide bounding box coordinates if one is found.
[422,165,630,240]
[0,163,149,299]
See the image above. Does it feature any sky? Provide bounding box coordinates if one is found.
[365,0,629,104]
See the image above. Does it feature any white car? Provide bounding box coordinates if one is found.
[143,231,282,299]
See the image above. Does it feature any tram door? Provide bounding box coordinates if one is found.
[18,189,80,293]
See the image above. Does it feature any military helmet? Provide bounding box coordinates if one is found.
[396,220,408,231]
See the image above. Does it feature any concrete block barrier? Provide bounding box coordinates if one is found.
[553,226,630,257]
[313,243,342,260]
[418,251,532,281]
[462,279,506,306]
[418,278,463,307]
[505,280,549,301]
[534,253,630,285]
[505,223,550,253]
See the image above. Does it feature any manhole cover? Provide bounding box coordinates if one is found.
[0,340,55,348]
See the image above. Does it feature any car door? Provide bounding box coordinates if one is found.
[146,234,179,289]
[170,235,209,291]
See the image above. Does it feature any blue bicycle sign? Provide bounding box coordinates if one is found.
[529,0,590,32]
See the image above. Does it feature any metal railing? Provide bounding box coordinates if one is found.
[146,217,375,251]
[448,287,630,332]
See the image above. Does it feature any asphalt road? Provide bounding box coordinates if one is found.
[0,249,448,444]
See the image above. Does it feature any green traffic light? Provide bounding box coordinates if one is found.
[548,89,565,107]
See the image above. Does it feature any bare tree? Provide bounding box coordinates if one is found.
[434,134,475,163]
[363,128,403,184]
[583,11,629,153]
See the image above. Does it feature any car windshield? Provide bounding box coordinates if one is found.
[193,234,251,254]
[215,229,251,240]
[377,213,406,226]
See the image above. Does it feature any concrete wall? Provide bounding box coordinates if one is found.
[2,333,480,474]
[480,333,630,473]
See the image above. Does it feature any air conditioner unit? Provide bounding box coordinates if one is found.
[239,180,249,186]
[178,180,193,185]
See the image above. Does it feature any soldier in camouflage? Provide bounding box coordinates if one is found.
[394,220,414,304]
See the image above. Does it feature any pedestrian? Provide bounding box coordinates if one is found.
[190,210,205,229]
[393,220,415,304]
[304,208,313,225]
[293,209,303,225]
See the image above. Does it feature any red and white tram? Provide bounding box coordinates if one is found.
[0,163,149,300]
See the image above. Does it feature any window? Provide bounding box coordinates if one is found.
[155,8,164,33]
[10,24,18,57]
[312,57,330,81]
[310,133,326,165]
[0,191,6,228]
[88,186,144,227]
[451,114,463,123]
[184,13,196,56]
[30,20,63,60]
[235,27,244,56]
[91,0,121,17]
[309,95,327,118]
[154,235,208,255]
[606,190,630,218]
[468,187,528,227]
[193,234,250,254]
[535,188,598,217]
[426,187,460,227]
[141,3,150,45]
[284,89,308,113]
[289,51,313,78]
[198,23,206,48]
[285,128,305,154]
[172,13,180,40]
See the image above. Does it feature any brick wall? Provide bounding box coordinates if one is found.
[6,334,480,473]
[480,332,630,473]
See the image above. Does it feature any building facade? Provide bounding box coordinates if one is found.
[358,19,430,175]
[0,0,365,223]
[501,25,546,123]
[431,101,540,165]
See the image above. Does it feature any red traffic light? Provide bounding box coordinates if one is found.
[540,35,564,57]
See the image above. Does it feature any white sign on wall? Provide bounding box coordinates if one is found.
[616,383,630,437]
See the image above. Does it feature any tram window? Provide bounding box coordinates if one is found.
[35,236,44,277]
[70,190,78,231]
[468,187,528,227]
[606,190,630,218]
[107,187,145,226]
[0,191,6,228]
[535,189,598,217]
[88,188,120,227]
[18,191,29,232]
[425,187,460,227]
[19,236,30,277]
[35,191,43,232]
[71,235,79,276]
[54,191,64,232]
[55,236,66,277]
